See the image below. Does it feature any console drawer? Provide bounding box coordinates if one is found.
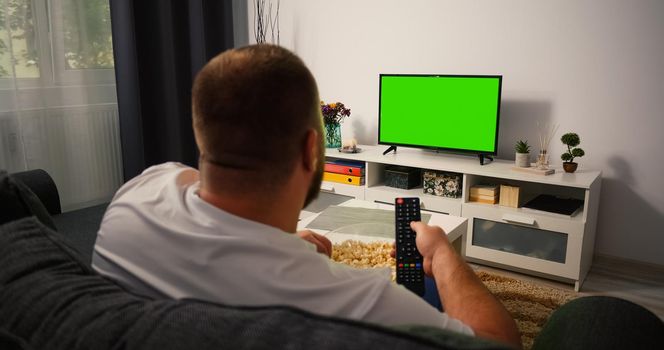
[365,187,461,215]
[472,218,568,263]
[462,204,584,280]
[321,181,365,199]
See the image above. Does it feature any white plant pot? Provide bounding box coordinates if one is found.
[515,153,530,167]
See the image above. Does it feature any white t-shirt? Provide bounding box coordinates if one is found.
[92,162,473,335]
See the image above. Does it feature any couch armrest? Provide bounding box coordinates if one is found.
[11,169,61,215]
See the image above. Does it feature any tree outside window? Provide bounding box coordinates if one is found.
[0,0,39,78]
[0,0,114,80]
[62,0,113,70]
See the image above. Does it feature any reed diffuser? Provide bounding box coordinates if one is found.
[536,123,559,170]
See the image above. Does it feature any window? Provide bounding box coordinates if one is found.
[0,0,39,78]
[62,0,113,70]
[51,0,115,83]
[1,0,121,211]
[0,0,115,85]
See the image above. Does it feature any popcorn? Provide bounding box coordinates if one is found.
[332,240,396,281]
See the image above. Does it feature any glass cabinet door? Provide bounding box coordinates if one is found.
[472,218,568,263]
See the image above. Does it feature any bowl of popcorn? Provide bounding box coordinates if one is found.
[328,222,396,281]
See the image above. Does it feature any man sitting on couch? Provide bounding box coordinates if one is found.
[92,44,521,348]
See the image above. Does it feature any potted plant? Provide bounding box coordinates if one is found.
[560,133,585,173]
[514,140,531,167]
[321,101,351,148]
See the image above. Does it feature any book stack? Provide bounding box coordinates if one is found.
[323,160,365,186]
[469,185,499,204]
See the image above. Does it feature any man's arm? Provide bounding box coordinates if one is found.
[412,221,522,349]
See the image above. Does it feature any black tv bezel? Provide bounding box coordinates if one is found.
[378,73,502,156]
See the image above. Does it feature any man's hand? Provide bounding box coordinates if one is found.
[296,230,332,257]
[411,221,453,277]
[390,221,451,277]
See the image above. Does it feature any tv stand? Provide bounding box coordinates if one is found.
[382,145,397,155]
[323,145,602,291]
[478,154,494,165]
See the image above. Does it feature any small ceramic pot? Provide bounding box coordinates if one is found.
[563,162,578,173]
[515,153,530,167]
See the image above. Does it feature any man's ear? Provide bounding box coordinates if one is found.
[302,128,319,172]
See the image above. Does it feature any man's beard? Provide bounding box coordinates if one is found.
[302,148,325,208]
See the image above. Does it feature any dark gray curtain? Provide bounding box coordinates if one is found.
[109,0,234,181]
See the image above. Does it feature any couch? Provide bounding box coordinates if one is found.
[9,169,108,264]
[1,169,662,350]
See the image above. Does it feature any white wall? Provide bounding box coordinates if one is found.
[244,0,664,266]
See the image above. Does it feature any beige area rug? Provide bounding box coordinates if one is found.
[331,241,578,349]
[474,270,577,349]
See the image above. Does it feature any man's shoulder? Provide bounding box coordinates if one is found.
[141,162,195,177]
[128,162,196,188]
[111,162,198,203]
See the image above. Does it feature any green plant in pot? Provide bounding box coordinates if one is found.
[514,140,531,167]
[560,133,585,173]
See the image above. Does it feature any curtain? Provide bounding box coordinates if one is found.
[109,0,234,181]
[0,0,122,211]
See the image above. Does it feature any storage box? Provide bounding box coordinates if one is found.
[422,170,462,198]
[469,184,499,204]
[499,185,524,208]
[384,166,421,189]
[469,185,499,197]
[469,193,499,204]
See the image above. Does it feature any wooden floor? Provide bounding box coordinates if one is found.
[471,254,664,320]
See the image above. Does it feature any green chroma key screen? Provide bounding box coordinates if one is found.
[379,75,501,154]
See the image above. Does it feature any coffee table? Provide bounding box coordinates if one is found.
[298,194,468,309]
[298,196,468,245]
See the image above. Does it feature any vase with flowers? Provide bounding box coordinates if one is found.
[321,101,351,148]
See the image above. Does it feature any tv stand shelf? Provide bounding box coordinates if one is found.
[324,145,602,291]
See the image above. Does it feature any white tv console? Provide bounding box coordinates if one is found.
[324,145,602,291]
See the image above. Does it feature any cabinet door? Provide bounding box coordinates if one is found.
[472,218,567,263]
[463,204,584,280]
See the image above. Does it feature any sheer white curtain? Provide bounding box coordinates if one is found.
[0,0,122,211]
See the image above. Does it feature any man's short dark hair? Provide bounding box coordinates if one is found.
[192,44,321,190]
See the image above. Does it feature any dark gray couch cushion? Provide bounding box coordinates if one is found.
[10,169,61,215]
[52,203,108,263]
[0,328,31,350]
[0,217,503,350]
[0,171,56,230]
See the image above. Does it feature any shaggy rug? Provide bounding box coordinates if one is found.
[475,270,578,349]
[330,241,578,349]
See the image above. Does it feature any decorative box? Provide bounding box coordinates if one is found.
[384,166,421,189]
[499,185,524,208]
[423,170,462,198]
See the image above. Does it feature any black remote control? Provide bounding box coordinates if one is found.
[395,197,425,296]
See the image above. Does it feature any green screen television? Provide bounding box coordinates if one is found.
[378,74,502,157]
